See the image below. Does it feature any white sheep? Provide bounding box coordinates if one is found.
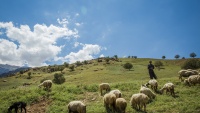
[115,98,127,113]
[130,93,149,112]
[109,89,122,98]
[145,79,158,92]
[178,69,197,81]
[103,93,116,112]
[99,83,111,96]
[140,85,156,100]
[160,82,175,97]
[184,75,200,86]
[67,101,86,113]
[38,80,52,90]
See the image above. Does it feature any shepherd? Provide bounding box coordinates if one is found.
[147,61,157,79]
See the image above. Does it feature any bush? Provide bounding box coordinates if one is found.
[123,62,133,70]
[154,61,163,70]
[181,59,200,69]
[53,73,65,84]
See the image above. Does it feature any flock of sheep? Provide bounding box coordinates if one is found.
[100,80,176,113]
[8,68,200,113]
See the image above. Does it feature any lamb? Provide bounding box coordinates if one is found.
[139,85,156,100]
[184,75,200,86]
[109,89,122,98]
[130,93,149,112]
[38,80,52,90]
[67,101,86,113]
[99,83,111,96]
[103,93,116,112]
[160,82,175,97]
[8,101,27,113]
[145,79,158,92]
[115,98,127,113]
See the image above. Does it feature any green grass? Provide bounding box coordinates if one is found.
[0,58,200,113]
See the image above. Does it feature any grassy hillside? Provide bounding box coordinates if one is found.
[0,58,200,113]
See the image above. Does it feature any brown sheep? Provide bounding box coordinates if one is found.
[67,101,86,113]
[160,82,175,97]
[130,93,149,112]
[103,93,116,112]
[99,83,111,96]
[115,98,127,113]
[38,80,52,90]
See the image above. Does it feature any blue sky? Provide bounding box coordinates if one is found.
[0,0,200,67]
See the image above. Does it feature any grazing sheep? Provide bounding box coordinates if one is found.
[184,75,200,86]
[130,93,149,112]
[140,85,156,100]
[145,79,158,92]
[8,101,27,113]
[103,93,116,112]
[38,80,52,90]
[67,101,86,113]
[160,82,175,97]
[115,98,127,113]
[178,69,197,81]
[99,83,111,96]
[109,89,122,98]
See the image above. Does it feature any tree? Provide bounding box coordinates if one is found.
[113,55,118,59]
[190,52,197,58]
[154,61,163,70]
[174,54,180,59]
[27,72,31,79]
[53,73,65,84]
[69,65,75,71]
[162,56,166,59]
[123,63,133,71]
[64,62,69,67]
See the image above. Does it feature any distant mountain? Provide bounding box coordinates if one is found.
[0,64,30,77]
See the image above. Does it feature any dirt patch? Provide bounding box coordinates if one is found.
[26,96,52,113]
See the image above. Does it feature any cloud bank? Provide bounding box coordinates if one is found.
[0,20,103,67]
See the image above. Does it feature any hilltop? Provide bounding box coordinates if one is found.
[0,58,200,113]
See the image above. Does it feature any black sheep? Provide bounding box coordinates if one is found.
[8,101,26,113]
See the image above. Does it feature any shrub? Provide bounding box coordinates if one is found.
[181,59,200,69]
[154,61,163,70]
[53,73,65,84]
[123,62,133,70]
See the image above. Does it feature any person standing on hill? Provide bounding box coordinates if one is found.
[148,61,157,79]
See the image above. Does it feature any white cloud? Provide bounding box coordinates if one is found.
[75,23,81,26]
[0,21,79,67]
[65,44,102,64]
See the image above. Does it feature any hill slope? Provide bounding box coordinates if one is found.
[0,58,200,113]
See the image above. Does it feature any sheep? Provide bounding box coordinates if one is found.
[130,93,149,112]
[184,75,200,86]
[38,80,52,90]
[178,69,197,81]
[109,89,122,98]
[160,82,175,97]
[8,101,27,113]
[99,83,111,96]
[115,98,127,113]
[103,93,116,112]
[139,85,156,100]
[145,79,158,92]
[67,101,86,113]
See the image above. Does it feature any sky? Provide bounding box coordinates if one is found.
[0,0,200,67]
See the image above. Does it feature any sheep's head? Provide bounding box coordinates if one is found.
[184,79,189,85]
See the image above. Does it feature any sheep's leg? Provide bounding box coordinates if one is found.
[144,103,146,112]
